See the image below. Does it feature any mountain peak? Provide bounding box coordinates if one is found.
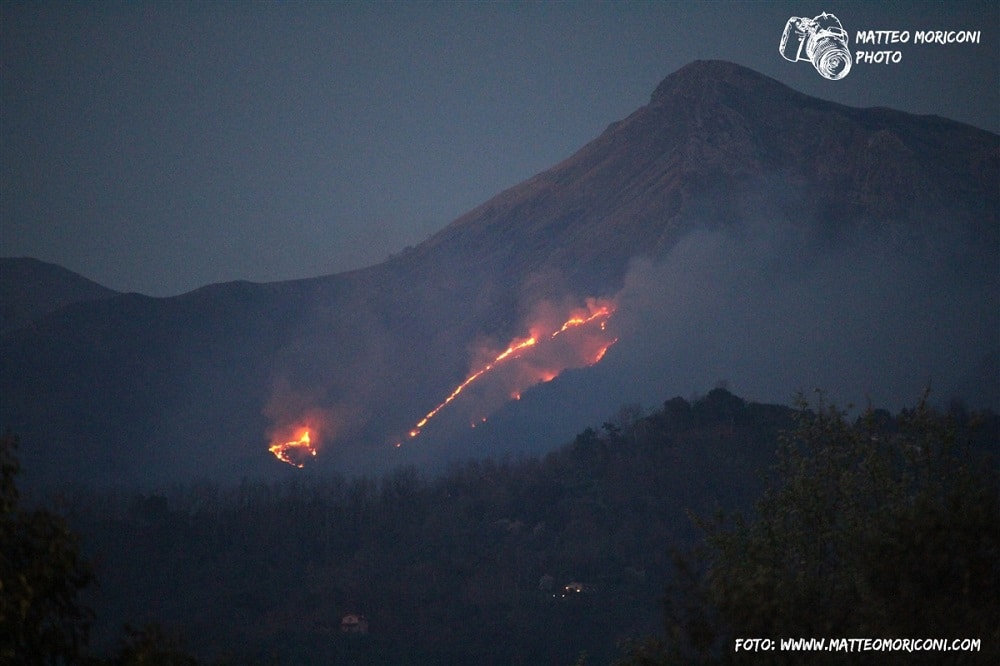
[649,59,801,107]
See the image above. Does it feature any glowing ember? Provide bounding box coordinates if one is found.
[268,428,318,468]
[400,298,617,443]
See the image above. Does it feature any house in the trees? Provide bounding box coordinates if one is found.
[340,613,369,634]
[561,581,594,597]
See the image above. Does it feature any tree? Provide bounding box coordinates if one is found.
[1,433,203,664]
[108,624,199,666]
[620,395,1000,664]
[0,432,94,664]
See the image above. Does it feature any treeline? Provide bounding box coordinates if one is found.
[7,389,997,664]
[59,389,793,664]
[620,394,1000,664]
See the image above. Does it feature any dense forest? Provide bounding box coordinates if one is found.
[4,388,998,664]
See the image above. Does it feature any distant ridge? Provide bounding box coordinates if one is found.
[0,257,118,334]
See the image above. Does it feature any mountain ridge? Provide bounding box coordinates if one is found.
[0,257,119,335]
[2,60,996,488]
[405,60,996,304]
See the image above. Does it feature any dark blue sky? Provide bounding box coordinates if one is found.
[2,1,996,296]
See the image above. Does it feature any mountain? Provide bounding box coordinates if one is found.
[412,59,996,297]
[2,61,997,488]
[0,257,118,335]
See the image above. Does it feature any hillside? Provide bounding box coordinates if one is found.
[1,60,997,488]
[0,257,118,334]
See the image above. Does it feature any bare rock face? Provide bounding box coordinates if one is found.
[414,60,995,301]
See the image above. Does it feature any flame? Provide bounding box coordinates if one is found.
[400,298,617,443]
[268,427,318,468]
[406,334,537,438]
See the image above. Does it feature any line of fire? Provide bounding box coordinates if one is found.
[267,298,618,467]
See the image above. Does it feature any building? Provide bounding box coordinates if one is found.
[340,613,369,634]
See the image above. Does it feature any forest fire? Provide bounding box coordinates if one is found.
[400,298,617,443]
[268,428,318,468]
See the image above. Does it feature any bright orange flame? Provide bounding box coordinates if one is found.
[400,298,617,443]
[591,342,614,363]
[406,335,538,438]
[268,428,318,468]
[550,303,614,339]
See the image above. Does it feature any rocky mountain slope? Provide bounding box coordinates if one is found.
[3,61,996,488]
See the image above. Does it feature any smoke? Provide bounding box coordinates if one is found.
[400,297,617,442]
[449,207,997,466]
[262,377,362,462]
[258,194,996,474]
[605,212,999,411]
[470,298,615,407]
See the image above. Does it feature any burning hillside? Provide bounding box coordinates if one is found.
[399,297,618,445]
[262,298,616,467]
[5,62,995,486]
[268,427,318,468]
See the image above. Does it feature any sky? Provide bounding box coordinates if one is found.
[2,1,997,297]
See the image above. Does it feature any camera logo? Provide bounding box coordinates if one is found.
[780,12,852,80]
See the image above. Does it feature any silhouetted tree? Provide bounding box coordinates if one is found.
[660,397,692,432]
[0,432,94,664]
[1,434,204,665]
[621,395,1000,664]
[108,624,199,666]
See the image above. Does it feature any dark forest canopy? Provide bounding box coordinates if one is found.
[4,389,998,664]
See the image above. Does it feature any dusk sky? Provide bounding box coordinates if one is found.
[2,1,996,296]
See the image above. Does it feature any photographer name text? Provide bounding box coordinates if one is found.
[855,29,981,64]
